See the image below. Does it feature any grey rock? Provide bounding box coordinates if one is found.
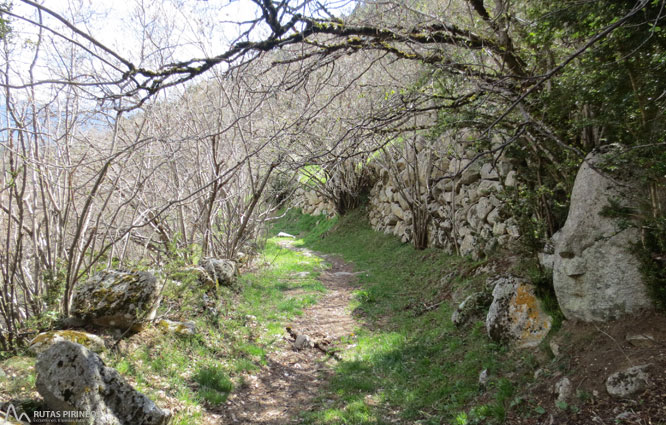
[552,149,652,322]
[391,203,405,221]
[625,333,656,347]
[294,334,313,350]
[506,222,520,238]
[606,364,651,398]
[36,341,171,425]
[487,208,500,226]
[396,192,412,211]
[459,234,477,257]
[459,161,482,185]
[486,276,552,348]
[200,258,237,288]
[496,160,513,176]
[480,225,493,241]
[615,411,640,423]
[483,237,498,256]
[478,369,489,388]
[492,222,507,236]
[71,270,159,330]
[466,206,481,229]
[477,180,502,196]
[467,186,481,204]
[480,163,499,180]
[538,253,556,271]
[476,197,494,222]
[554,377,571,403]
[504,170,518,187]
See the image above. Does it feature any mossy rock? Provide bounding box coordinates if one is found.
[71,270,160,330]
[28,330,105,355]
[199,258,237,289]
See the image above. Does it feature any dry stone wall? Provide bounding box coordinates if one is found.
[294,139,521,258]
[294,187,336,218]
[367,141,520,257]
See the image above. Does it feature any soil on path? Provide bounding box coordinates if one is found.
[216,241,360,424]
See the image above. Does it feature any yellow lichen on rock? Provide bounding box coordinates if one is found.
[511,283,552,348]
[487,276,552,348]
[28,330,105,355]
[156,319,196,336]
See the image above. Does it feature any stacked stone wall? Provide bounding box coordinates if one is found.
[293,187,336,218]
[295,140,521,257]
[367,144,520,256]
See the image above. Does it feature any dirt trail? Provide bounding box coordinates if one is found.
[216,242,359,424]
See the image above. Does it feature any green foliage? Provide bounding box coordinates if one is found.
[528,0,666,149]
[266,171,295,206]
[20,263,68,333]
[501,142,578,253]
[299,165,327,186]
[502,0,666,270]
[0,3,11,40]
[637,215,666,309]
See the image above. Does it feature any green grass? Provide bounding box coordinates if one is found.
[194,365,233,405]
[0,355,36,399]
[272,208,537,424]
[98,235,328,423]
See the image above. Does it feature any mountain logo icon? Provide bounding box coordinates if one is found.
[3,403,31,423]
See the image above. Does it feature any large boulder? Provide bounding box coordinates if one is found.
[28,330,105,355]
[36,341,171,425]
[199,258,237,288]
[71,270,160,330]
[552,148,652,321]
[486,276,552,348]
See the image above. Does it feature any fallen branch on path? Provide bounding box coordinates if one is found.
[286,326,343,361]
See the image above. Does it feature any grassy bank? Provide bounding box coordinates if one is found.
[0,237,328,424]
[274,208,540,425]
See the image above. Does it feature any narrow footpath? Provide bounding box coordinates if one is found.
[218,241,360,424]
